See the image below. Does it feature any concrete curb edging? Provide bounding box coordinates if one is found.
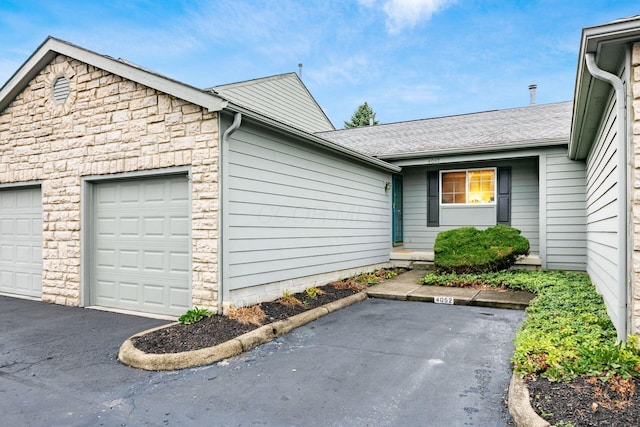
[118,291,367,371]
[508,372,550,427]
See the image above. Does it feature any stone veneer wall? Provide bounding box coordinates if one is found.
[632,43,640,335]
[0,55,220,310]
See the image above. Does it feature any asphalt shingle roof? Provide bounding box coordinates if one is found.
[317,101,572,158]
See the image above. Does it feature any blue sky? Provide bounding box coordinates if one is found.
[0,0,638,128]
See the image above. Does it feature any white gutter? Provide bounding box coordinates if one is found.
[584,52,629,341]
[218,112,242,313]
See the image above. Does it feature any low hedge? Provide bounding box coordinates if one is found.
[433,224,529,273]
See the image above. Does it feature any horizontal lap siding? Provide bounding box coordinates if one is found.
[544,152,587,270]
[225,124,391,290]
[402,167,437,249]
[217,76,332,133]
[585,92,621,331]
[402,158,539,252]
[511,159,540,254]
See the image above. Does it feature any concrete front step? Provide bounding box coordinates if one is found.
[389,250,542,271]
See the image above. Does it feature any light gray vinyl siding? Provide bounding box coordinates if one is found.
[511,158,540,253]
[214,74,334,134]
[402,158,539,253]
[223,121,391,292]
[542,150,587,270]
[584,88,622,330]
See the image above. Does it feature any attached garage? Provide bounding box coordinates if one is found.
[0,187,43,298]
[89,175,191,316]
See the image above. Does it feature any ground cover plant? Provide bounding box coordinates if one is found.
[433,224,529,273]
[132,268,402,354]
[421,268,640,426]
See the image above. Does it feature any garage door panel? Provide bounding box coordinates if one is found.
[171,216,189,236]
[0,187,42,298]
[170,252,190,272]
[92,176,190,316]
[143,217,165,236]
[143,251,165,272]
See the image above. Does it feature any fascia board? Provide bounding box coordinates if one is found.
[375,138,568,162]
[570,17,640,160]
[0,37,227,114]
[390,146,567,167]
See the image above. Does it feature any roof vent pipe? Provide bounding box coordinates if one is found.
[298,63,303,78]
[528,84,537,105]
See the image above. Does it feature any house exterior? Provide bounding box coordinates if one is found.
[319,102,588,272]
[0,37,398,317]
[4,16,640,341]
[570,15,640,340]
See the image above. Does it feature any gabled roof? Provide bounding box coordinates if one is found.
[0,37,397,173]
[318,101,572,159]
[570,15,640,160]
[208,73,335,134]
[0,37,228,114]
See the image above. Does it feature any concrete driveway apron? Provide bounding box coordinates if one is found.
[0,295,523,426]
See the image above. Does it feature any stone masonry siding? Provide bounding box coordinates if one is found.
[632,42,640,335]
[0,55,220,311]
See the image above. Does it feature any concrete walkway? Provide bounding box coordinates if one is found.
[367,269,535,310]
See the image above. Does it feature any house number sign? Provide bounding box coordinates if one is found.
[434,296,454,305]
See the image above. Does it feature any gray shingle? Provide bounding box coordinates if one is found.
[317,101,572,158]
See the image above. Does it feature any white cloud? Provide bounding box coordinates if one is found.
[307,54,376,87]
[381,0,456,34]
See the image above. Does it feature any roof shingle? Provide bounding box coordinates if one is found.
[317,101,572,158]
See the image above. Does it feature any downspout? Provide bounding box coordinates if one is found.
[218,112,242,313]
[585,53,629,341]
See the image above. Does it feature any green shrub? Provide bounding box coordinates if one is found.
[433,224,529,273]
[178,307,213,325]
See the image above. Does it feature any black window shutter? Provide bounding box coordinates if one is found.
[427,171,439,227]
[496,167,511,225]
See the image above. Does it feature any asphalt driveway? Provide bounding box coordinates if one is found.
[0,295,523,426]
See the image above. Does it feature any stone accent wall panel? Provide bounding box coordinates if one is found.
[0,55,220,311]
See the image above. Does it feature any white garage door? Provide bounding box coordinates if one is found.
[91,176,190,316]
[0,187,42,298]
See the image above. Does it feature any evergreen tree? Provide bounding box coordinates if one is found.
[344,102,379,128]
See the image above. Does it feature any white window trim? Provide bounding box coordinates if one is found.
[439,167,497,206]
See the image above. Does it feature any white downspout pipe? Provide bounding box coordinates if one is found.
[218,112,242,313]
[585,53,629,341]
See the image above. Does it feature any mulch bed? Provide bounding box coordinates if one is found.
[132,272,385,354]
[527,375,640,426]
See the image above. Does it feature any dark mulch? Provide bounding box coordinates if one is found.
[132,279,365,354]
[527,375,640,426]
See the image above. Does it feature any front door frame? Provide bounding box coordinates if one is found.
[392,174,403,245]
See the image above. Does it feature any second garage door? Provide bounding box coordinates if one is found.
[91,176,190,316]
[0,187,42,298]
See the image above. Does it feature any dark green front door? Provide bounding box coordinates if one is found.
[392,174,403,245]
